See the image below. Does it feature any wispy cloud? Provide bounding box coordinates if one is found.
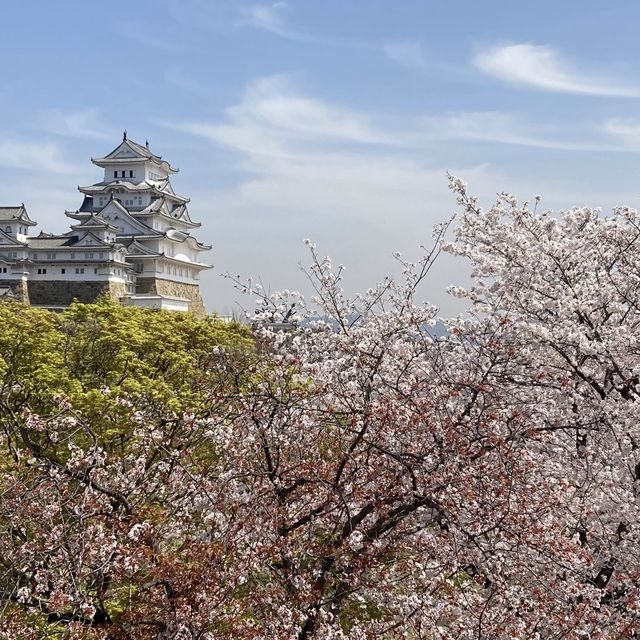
[602,117,640,146]
[160,76,640,315]
[164,75,393,156]
[238,3,383,54]
[474,43,640,97]
[0,139,79,174]
[239,2,293,38]
[383,40,427,70]
[239,3,438,73]
[160,76,503,312]
[116,22,186,52]
[421,112,621,152]
[38,108,114,141]
[164,75,633,157]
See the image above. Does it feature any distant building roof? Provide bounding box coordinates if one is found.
[28,231,115,250]
[0,205,37,225]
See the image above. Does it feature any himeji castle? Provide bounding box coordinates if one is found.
[0,133,211,314]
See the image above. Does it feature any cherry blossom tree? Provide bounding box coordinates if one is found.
[4,180,640,639]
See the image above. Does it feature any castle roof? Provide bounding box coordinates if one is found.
[0,228,27,247]
[91,133,178,174]
[122,238,161,256]
[165,229,212,251]
[28,236,80,249]
[0,205,37,226]
[78,178,189,203]
[70,213,119,232]
[29,231,116,250]
[134,197,200,227]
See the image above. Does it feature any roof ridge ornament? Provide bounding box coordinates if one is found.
[123,130,127,141]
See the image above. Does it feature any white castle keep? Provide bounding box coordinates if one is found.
[0,133,211,314]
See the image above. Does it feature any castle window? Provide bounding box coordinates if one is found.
[129,170,134,178]
[94,268,98,274]
[114,171,117,178]
[37,268,46,274]
[61,268,65,274]
[84,252,94,259]
[75,267,84,274]
[46,252,56,260]
[1,267,6,273]
[4,226,10,234]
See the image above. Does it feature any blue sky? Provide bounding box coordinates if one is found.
[3,1,640,314]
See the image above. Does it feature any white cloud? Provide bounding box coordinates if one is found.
[237,2,369,49]
[240,4,429,71]
[383,40,427,69]
[474,43,640,97]
[602,117,640,146]
[39,108,114,141]
[166,75,394,156]
[160,78,529,315]
[239,2,292,38]
[421,112,619,152]
[161,76,640,314]
[168,76,614,157]
[116,22,185,52]
[0,139,79,174]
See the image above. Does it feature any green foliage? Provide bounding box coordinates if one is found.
[0,302,72,412]
[0,298,254,452]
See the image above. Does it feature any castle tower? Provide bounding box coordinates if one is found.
[0,205,36,302]
[68,133,212,314]
[0,135,212,314]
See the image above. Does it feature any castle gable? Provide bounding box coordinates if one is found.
[0,205,35,225]
[0,229,26,247]
[68,231,113,248]
[91,134,178,174]
[97,200,156,236]
[125,239,160,256]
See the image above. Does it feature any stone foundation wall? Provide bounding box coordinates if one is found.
[136,278,206,317]
[2,277,205,315]
[0,279,30,304]
[108,281,129,301]
[28,281,114,307]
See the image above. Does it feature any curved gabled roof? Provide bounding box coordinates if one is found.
[0,204,37,226]
[165,230,212,251]
[78,178,189,203]
[70,213,119,232]
[132,197,201,228]
[0,228,28,246]
[91,134,178,173]
[122,238,161,256]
